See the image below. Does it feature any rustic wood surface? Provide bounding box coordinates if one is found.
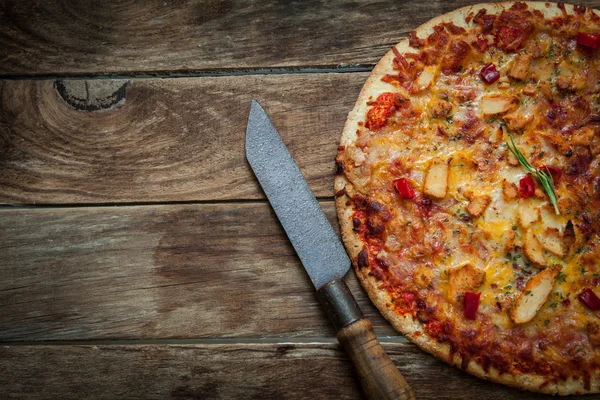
[0,202,402,341]
[10,0,600,77]
[3,1,600,399]
[0,75,364,204]
[1,343,587,400]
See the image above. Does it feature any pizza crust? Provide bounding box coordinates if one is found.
[335,2,600,395]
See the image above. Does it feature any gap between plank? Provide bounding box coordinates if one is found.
[0,65,374,81]
[0,196,336,210]
[0,336,410,346]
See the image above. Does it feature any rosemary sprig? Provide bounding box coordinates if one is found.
[506,134,560,215]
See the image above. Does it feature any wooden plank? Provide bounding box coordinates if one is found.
[0,201,401,341]
[0,74,364,204]
[0,343,583,400]
[5,0,600,76]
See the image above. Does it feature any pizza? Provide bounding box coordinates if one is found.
[334,2,600,395]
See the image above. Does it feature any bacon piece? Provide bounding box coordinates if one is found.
[441,22,466,35]
[391,47,409,71]
[421,48,441,66]
[495,26,525,51]
[494,11,534,51]
[409,31,426,48]
[474,9,495,33]
[471,37,489,53]
[427,25,450,47]
[440,40,471,75]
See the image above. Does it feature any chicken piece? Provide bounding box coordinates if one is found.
[480,95,518,116]
[488,126,504,143]
[539,82,553,102]
[539,130,572,156]
[534,188,545,198]
[498,76,510,89]
[518,199,540,228]
[502,179,518,201]
[524,40,546,59]
[447,263,485,302]
[571,76,587,91]
[424,160,449,198]
[413,262,435,288]
[571,126,594,146]
[466,195,491,217]
[510,267,559,324]
[505,229,516,252]
[524,228,547,267]
[508,55,532,81]
[563,220,575,255]
[503,113,533,131]
[522,83,537,96]
[411,66,436,93]
[507,151,519,166]
[537,227,564,257]
[431,99,452,118]
[555,76,571,91]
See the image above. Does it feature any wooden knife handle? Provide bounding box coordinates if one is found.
[338,318,415,400]
[317,279,416,400]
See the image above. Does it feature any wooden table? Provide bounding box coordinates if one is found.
[1,1,599,399]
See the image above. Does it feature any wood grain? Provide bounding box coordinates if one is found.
[0,74,365,204]
[0,201,401,341]
[0,343,586,400]
[6,0,600,76]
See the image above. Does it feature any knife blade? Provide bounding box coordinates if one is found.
[245,100,349,290]
[246,100,415,400]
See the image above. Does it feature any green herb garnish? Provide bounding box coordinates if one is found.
[506,135,560,215]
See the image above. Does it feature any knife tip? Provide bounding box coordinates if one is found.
[250,98,262,111]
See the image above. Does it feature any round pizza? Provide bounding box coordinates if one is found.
[334,2,600,395]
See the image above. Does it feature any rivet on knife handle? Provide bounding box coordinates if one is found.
[317,279,416,400]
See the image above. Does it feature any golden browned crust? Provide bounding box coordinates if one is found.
[335,2,600,395]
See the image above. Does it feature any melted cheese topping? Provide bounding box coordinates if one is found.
[337,3,600,387]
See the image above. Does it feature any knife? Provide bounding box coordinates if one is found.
[245,100,415,400]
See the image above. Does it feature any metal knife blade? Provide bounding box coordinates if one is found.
[245,100,416,400]
[245,99,350,290]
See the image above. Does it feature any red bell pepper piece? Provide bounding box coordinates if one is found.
[579,288,600,311]
[480,63,500,84]
[577,32,600,49]
[540,165,561,183]
[519,175,535,198]
[464,292,481,320]
[393,178,415,199]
